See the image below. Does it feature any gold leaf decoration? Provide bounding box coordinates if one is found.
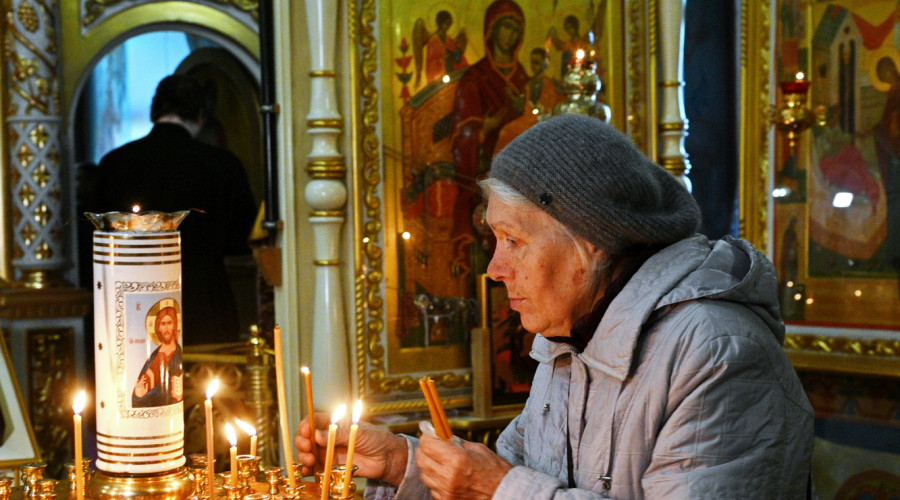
[17,143,34,167]
[21,222,38,246]
[33,203,50,226]
[31,163,49,187]
[19,182,35,207]
[30,123,48,148]
[35,241,51,260]
[17,1,39,32]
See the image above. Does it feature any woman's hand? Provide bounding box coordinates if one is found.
[294,413,409,486]
[416,434,512,500]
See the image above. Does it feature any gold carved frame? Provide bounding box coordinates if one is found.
[351,0,657,414]
[739,1,900,378]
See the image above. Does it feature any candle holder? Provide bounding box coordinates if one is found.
[87,468,193,500]
[65,463,77,492]
[187,465,208,499]
[547,59,611,123]
[263,466,283,496]
[236,455,262,495]
[0,477,13,500]
[19,463,45,497]
[187,454,208,468]
[34,479,58,498]
[328,466,358,500]
[772,77,815,153]
[280,485,302,499]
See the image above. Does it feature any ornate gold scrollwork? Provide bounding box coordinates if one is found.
[627,0,647,151]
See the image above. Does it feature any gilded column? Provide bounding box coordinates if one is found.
[305,0,349,410]
[3,0,66,287]
[656,0,691,190]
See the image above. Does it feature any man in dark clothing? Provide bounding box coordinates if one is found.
[97,74,256,345]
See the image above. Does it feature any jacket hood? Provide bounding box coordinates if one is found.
[532,234,784,380]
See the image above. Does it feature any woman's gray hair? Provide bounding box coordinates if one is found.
[478,177,612,283]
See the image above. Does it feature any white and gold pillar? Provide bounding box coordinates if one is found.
[657,0,692,190]
[4,0,66,286]
[304,0,350,410]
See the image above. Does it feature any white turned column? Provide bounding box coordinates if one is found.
[5,0,67,286]
[657,0,691,190]
[305,0,349,410]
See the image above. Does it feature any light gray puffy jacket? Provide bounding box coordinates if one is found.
[367,235,815,499]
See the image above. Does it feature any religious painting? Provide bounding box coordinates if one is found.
[355,0,635,414]
[471,274,536,417]
[128,298,184,409]
[771,0,900,332]
[119,287,184,419]
[0,337,40,467]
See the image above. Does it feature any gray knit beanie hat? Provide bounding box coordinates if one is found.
[489,114,701,253]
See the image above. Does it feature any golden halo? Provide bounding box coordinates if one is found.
[144,298,182,346]
[866,44,900,93]
[425,2,463,28]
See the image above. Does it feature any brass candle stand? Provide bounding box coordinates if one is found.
[772,75,815,153]
[4,458,360,500]
[547,58,611,123]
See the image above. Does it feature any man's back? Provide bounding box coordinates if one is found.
[97,122,256,344]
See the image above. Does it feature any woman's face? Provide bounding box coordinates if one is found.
[493,17,522,54]
[486,197,604,338]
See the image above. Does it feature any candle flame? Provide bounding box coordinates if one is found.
[73,391,86,415]
[795,71,805,81]
[206,379,220,399]
[235,418,257,436]
[301,366,310,375]
[331,404,347,424]
[352,399,363,424]
[225,423,237,446]
[575,49,585,60]
[132,204,141,214]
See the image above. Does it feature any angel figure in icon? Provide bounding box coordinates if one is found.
[413,10,469,87]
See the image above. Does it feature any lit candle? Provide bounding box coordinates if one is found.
[301,366,317,460]
[205,379,219,500]
[235,419,258,458]
[321,405,346,500]
[341,400,363,498]
[273,326,297,489]
[72,391,86,500]
[574,48,585,67]
[780,71,810,95]
[226,423,238,488]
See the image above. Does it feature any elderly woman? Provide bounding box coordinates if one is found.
[296,114,815,499]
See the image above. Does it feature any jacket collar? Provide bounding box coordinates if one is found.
[579,236,710,381]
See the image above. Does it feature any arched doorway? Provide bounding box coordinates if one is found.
[70,28,263,340]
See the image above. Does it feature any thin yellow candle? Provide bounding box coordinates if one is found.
[301,366,317,460]
[226,423,238,488]
[341,400,363,498]
[205,379,219,499]
[235,419,258,457]
[72,391,86,500]
[274,325,297,489]
[320,404,346,500]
